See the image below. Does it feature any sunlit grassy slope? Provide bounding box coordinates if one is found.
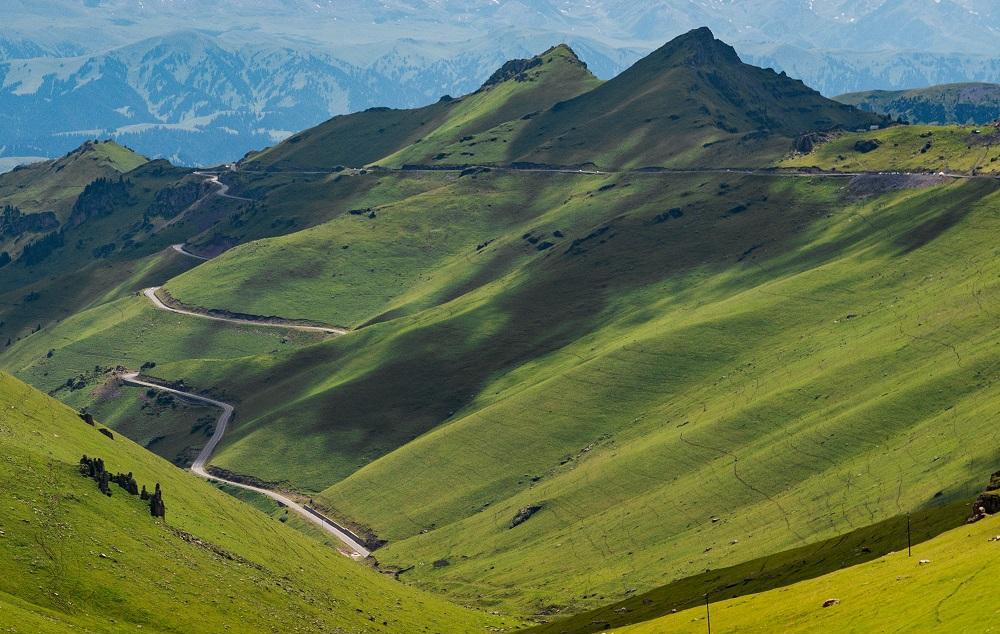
[783,124,1000,174]
[525,500,970,633]
[140,171,1000,617]
[0,141,147,219]
[0,372,513,633]
[608,511,1000,634]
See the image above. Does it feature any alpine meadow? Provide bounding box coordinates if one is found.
[1,5,999,634]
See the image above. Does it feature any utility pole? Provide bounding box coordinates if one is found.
[705,592,712,634]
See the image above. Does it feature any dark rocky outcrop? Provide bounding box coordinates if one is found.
[149,483,166,519]
[146,179,211,219]
[510,504,543,528]
[1,205,59,238]
[853,139,881,153]
[480,57,544,89]
[68,177,133,228]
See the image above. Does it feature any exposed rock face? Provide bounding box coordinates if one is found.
[480,57,543,89]
[510,504,543,528]
[853,139,881,153]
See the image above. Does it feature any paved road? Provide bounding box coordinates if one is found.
[193,171,254,202]
[142,286,346,335]
[171,243,209,261]
[121,372,371,558]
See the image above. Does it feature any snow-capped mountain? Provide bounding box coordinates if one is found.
[2,1,999,166]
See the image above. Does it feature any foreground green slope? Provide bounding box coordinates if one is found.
[610,511,1000,633]
[838,82,1000,125]
[0,372,512,632]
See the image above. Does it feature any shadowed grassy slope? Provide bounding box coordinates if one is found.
[783,124,1000,174]
[607,511,1000,634]
[143,174,998,616]
[0,373,513,633]
[0,157,207,341]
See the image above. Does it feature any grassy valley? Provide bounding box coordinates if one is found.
[0,26,998,633]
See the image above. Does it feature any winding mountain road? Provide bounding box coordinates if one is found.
[193,171,255,202]
[120,372,371,558]
[171,244,209,261]
[143,287,346,335]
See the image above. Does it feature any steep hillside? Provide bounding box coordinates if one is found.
[499,27,885,169]
[0,372,512,632]
[837,82,1000,125]
[138,168,1000,617]
[605,510,1000,633]
[244,44,601,171]
[245,29,885,172]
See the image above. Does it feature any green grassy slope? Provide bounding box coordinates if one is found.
[0,292,326,466]
[608,510,1000,634]
[132,171,1000,617]
[0,372,513,633]
[245,45,599,172]
[838,82,1000,125]
[308,175,999,614]
[0,140,147,219]
[379,45,601,168]
[783,124,1000,174]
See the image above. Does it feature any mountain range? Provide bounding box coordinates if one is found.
[2,26,998,632]
[2,1,1000,166]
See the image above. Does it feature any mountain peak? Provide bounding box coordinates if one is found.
[650,26,741,67]
[479,43,591,90]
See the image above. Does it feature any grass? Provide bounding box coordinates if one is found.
[0,372,515,632]
[0,140,147,219]
[523,501,970,633]
[782,124,1000,174]
[121,171,1000,618]
[0,292,326,466]
[606,511,1000,633]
